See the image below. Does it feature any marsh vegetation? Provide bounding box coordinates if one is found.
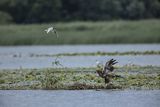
[0,66,159,90]
[0,20,160,45]
[31,51,160,57]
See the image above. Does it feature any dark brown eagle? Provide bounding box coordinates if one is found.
[96,59,119,84]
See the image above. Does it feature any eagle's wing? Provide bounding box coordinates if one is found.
[109,59,118,65]
[102,59,118,76]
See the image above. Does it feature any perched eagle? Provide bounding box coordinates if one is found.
[96,59,118,84]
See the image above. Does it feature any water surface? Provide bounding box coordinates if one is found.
[0,55,160,69]
[0,44,159,56]
[0,44,160,69]
[0,90,159,107]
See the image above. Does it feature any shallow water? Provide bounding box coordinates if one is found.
[0,90,160,107]
[0,44,160,69]
[0,44,160,56]
[0,55,160,69]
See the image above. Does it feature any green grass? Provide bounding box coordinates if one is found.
[0,19,160,45]
[29,51,160,57]
[0,66,160,90]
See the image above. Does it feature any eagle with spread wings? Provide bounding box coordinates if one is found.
[96,59,119,84]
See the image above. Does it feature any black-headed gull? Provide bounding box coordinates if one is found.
[45,26,59,38]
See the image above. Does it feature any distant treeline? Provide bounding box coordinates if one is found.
[0,0,160,24]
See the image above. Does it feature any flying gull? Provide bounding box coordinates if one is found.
[45,26,59,38]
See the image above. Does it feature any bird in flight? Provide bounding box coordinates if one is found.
[45,26,59,38]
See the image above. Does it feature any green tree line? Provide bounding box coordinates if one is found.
[0,0,160,24]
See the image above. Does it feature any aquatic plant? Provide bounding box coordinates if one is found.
[29,51,160,58]
[40,70,61,89]
[53,51,160,56]
[0,66,159,90]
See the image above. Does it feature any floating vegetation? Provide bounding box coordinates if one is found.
[29,51,160,57]
[0,66,160,90]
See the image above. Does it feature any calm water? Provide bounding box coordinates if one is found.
[0,44,160,69]
[0,55,160,69]
[0,44,160,55]
[0,90,160,107]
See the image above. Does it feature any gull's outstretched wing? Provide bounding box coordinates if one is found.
[45,29,49,33]
[52,28,59,38]
[45,27,53,33]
